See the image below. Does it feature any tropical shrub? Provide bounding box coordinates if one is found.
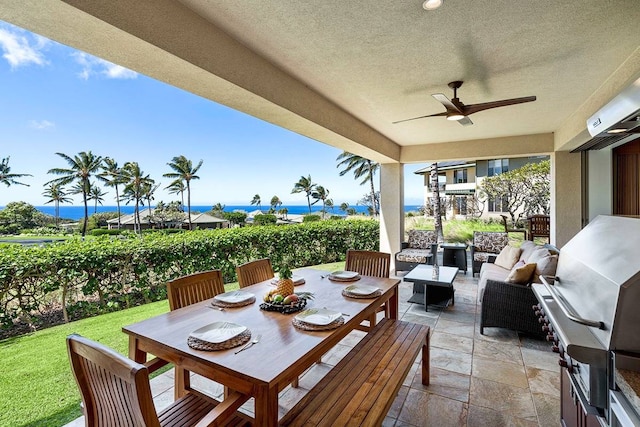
[253,214,277,225]
[90,229,122,236]
[0,220,378,334]
[303,215,321,222]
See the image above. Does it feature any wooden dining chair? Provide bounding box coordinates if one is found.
[345,250,391,330]
[167,270,226,398]
[67,334,249,427]
[236,258,274,288]
[167,270,225,311]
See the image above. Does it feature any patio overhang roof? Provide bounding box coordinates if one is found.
[2,1,638,164]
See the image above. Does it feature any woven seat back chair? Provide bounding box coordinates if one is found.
[470,231,509,276]
[345,250,391,329]
[67,334,250,427]
[167,270,225,311]
[236,258,275,288]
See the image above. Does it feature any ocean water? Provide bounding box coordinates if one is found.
[25,204,423,221]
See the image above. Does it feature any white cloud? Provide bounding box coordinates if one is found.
[0,24,48,68]
[73,52,137,80]
[29,120,55,130]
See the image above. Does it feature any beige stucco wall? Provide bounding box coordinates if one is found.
[551,151,583,247]
[379,164,404,272]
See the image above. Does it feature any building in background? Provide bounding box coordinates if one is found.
[415,156,549,220]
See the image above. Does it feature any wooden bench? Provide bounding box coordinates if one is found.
[280,318,430,426]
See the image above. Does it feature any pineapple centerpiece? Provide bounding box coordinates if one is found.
[275,264,295,298]
[261,260,313,313]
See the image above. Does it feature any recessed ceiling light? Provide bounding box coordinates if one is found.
[447,113,465,121]
[423,0,443,10]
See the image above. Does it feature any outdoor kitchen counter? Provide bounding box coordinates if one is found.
[615,368,640,416]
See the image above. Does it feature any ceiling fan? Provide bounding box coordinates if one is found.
[393,81,536,126]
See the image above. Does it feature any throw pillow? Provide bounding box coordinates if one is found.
[506,262,537,285]
[532,254,559,283]
[518,241,537,263]
[494,245,522,270]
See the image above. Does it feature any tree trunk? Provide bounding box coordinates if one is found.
[186,181,193,230]
[430,163,444,243]
[55,200,59,228]
[307,194,312,213]
[81,189,88,237]
[115,184,122,229]
[367,161,378,216]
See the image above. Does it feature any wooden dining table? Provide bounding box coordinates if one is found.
[122,268,400,426]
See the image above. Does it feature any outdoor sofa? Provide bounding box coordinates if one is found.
[478,240,559,337]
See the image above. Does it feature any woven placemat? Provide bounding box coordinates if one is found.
[211,295,256,309]
[292,316,344,331]
[328,276,361,282]
[187,328,252,351]
[341,289,382,299]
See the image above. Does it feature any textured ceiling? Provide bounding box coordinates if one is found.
[178,0,640,146]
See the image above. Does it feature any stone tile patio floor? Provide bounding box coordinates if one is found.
[66,266,560,427]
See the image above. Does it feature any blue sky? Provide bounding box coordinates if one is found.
[0,21,426,208]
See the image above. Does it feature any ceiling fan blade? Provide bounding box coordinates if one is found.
[462,96,536,115]
[432,93,464,114]
[457,116,473,126]
[392,111,447,124]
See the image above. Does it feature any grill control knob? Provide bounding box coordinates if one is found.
[552,345,559,353]
[538,316,549,324]
[559,359,568,368]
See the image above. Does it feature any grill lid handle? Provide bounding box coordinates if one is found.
[540,276,606,330]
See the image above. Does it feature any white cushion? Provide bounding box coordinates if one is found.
[494,245,522,270]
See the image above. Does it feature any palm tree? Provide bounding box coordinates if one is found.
[430,162,445,243]
[270,196,282,213]
[250,194,262,211]
[121,162,153,234]
[0,156,32,188]
[89,184,107,213]
[141,181,160,218]
[163,155,203,230]
[291,175,316,213]
[339,202,350,214]
[42,183,72,228]
[98,158,125,229]
[211,202,225,218]
[336,152,380,216]
[311,185,330,215]
[47,151,103,236]
[165,179,186,211]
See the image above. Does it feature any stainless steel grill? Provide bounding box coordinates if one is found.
[532,215,640,422]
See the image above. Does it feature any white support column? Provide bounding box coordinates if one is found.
[380,163,404,273]
[550,151,582,247]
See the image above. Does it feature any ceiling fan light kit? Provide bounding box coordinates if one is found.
[422,0,443,10]
[393,80,536,126]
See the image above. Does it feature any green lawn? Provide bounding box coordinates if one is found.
[0,262,344,427]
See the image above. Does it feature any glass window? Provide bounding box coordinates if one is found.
[488,195,509,212]
[456,196,467,215]
[488,159,509,177]
[453,169,467,183]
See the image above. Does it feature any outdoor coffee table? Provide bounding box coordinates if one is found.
[405,264,458,311]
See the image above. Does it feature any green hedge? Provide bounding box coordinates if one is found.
[0,220,378,331]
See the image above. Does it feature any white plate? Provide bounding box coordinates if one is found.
[294,308,342,326]
[189,321,247,344]
[328,270,361,281]
[344,284,379,295]
[214,290,255,303]
[270,275,305,286]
